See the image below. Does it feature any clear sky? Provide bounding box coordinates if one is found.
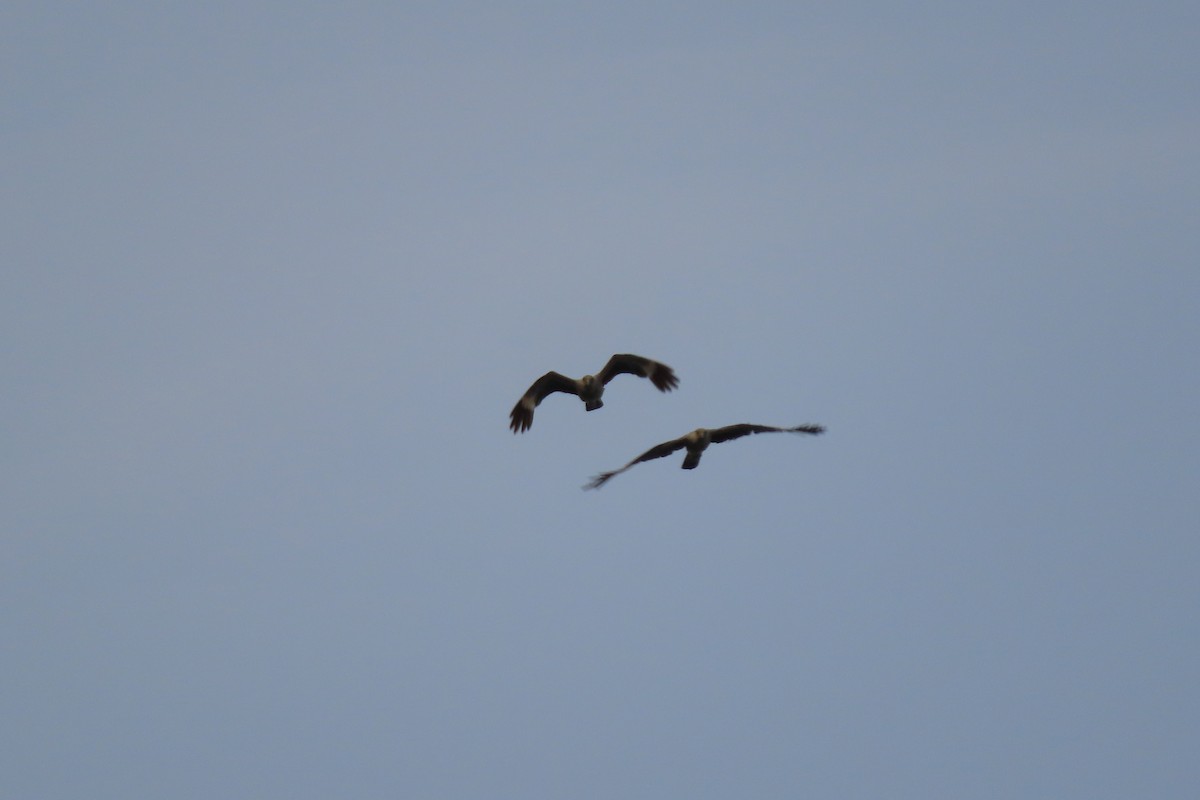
[4,2,1198,797]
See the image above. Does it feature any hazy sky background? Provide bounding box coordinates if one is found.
[4,3,1198,797]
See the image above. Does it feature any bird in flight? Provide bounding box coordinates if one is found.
[583,423,825,489]
[509,354,678,433]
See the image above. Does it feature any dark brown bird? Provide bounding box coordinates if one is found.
[509,354,679,433]
[583,423,825,489]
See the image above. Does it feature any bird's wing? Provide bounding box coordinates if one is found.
[508,371,579,433]
[595,353,679,392]
[709,423,826,444]
[583,435,689,490]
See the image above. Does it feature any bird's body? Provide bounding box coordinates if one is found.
[576,374,604,411]
[584,423,825,489]
[509,354,678,433]
[679,427,712,470]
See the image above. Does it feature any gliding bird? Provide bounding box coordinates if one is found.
[583,423,825,489]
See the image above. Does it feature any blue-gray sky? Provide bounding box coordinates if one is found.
[4,3,1198,797]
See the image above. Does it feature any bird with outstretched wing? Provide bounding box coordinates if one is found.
[584,423,825,489]
[509,353,678,433]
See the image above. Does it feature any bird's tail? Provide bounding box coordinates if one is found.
[681,451,702,470]
[585,398,604,411]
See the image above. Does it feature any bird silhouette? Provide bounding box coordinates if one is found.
[584,423,825,489]
[509,353,678,433]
